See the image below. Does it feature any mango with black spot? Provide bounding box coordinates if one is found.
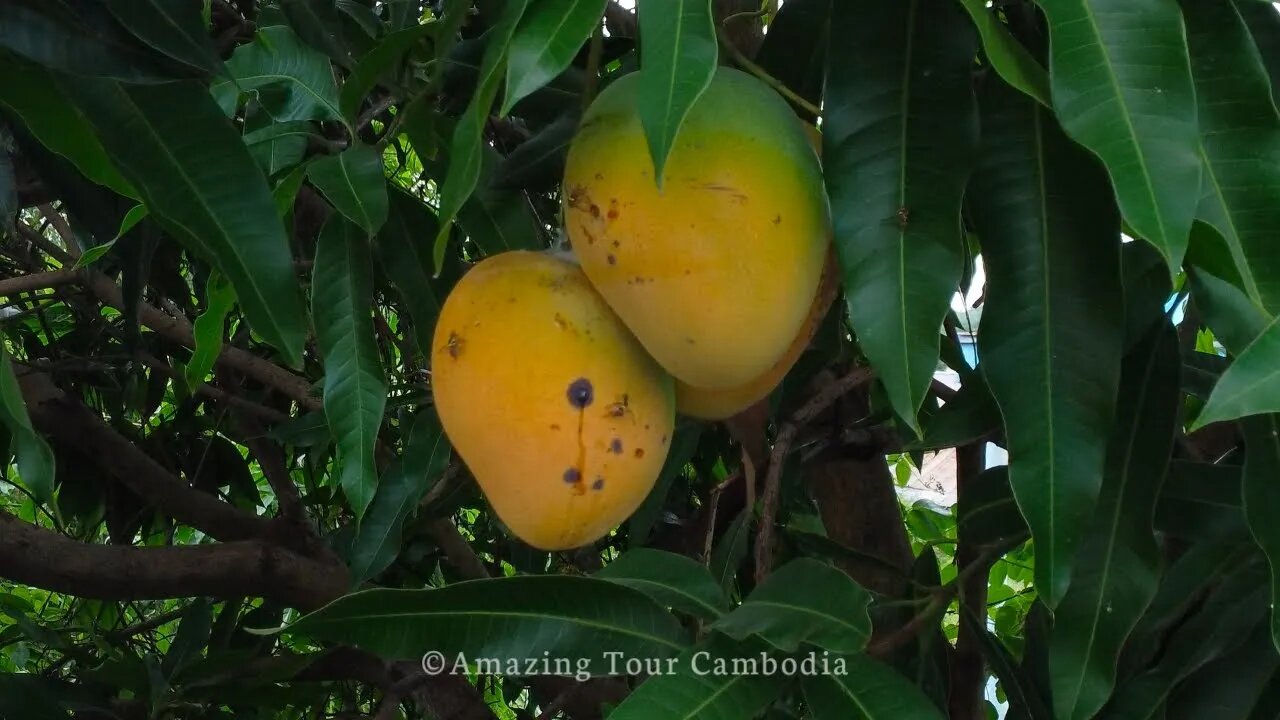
[431,250,675,550]
[562,67,830,389]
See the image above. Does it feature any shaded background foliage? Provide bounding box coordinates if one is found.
[0,0,1276,718]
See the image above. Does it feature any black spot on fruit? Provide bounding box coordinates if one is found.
[567,378,594,408]
[607,254,616,265]
[563,467,581,484]
[634,448,645,459]
[592,477,605,490]
[609,438,623,454]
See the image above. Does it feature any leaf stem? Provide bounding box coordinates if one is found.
[714,25,822,118]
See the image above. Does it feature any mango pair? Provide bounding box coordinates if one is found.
[431,68,833,550]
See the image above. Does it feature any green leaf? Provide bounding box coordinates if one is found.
[307,144,389,235]
[213,25,345,127]
[968,74,1124,608]
[185,271,237,389]
[273,161,310,217]
[0,140,13,224]
[822,0,979,434]
[1186,223,1272,355]
[432,0,529,272]
[0,347,55,507]
[312,215,387,520]
[0,673,68,719]
[73,204,150,269]
[1237,0,1280,105]
[802,654,945,720]
[161,599,212,678]
[284,575,689,671]
[374,190,446,359]
[1155,460,1246,540]
[1183,0,1280,315]
[911,374,1002,451]
[607,635,790,720]
[243,121,312,177]
[1166,631,1280,720]
[596,548,731,620]
[103,0,225,78]
[956,0,1051,107]
[709,508,752,595]
[1049,323,1181,720]
[339,23,435,121]
[1106,560,1269,717]
[711,558,871,654]
[0,0,179,83]
[60,76,309,367]
[348,408,450,585]
[629,421,701,545]
[634,0,717,185]
[501,0,605,116]
[956,466,1029,547]
[280,0,351,66]
[0,55,135,198]
[1243,415,1280,653]
[491,108,582,191]
[1036,0,1201,274]
[958,605,1053,720]
[1192,315,1280,428]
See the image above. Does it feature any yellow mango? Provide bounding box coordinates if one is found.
[676,247,839,419]
[562,67,831,389]
[430,251,675,551]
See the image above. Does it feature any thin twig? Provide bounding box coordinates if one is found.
[715,26,822,118]
[865,540,1018,658]
[754,366,875,585]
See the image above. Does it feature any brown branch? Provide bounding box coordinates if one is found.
[17,367,276,543]
[137,353,290,423]
[424,517,490,581]
[0,510,347,611]
[0,270,77,296]
[950,443,991,720]
[754,366,875,584]
[81,270,321,411]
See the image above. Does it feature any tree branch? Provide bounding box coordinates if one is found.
[0,510,347,611]
[754,366,874,584]
[80,270,321,411]
[0,270,77,296]
[17,367,276,544]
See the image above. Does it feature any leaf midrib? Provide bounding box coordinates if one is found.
[109,83,294,352]
[1074,1,1170,252]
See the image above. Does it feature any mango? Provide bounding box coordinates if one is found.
[562,67,831,390]
[430,250,675,551]
[676,247,839,419]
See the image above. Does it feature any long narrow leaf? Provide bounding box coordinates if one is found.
[969,76,1124,608]
[822,0,980,434]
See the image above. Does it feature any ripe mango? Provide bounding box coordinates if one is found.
[676,247,839,419]
[562,67,831,390]
[430,251,675,551]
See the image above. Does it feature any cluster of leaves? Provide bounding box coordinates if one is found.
[0,0,1277,718]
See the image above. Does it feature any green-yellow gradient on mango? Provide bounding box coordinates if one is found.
[562,67,831,390]
[430,251,675,551]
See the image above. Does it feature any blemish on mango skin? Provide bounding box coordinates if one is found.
[567,378,594,408]
[607,254,617,266]
[609,438,623,454]
[634,448,645,459]
[592,477,606,491]
[563,467,581,484]
[445,331,464,359]
[550,424,561,431]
